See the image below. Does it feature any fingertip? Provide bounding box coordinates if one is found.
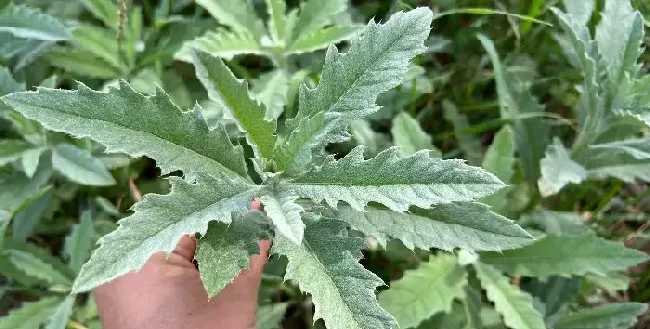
[173,235,197,261]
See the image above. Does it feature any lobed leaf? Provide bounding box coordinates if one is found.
[391,112,441,157]
[260,190,305,245]
[561,0,595,26]
[378,254,467,329]
[73,173,261,293]
[287,25,360,55]
[287,146,504,212]
[272,216,397,329]
[195,0,265,41]
[479,233,650,277]
[335,203,531,252]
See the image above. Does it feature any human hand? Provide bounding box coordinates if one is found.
[94,200,270,329]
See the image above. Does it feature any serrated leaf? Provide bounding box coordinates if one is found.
[72,25,122,69]
[73,173,261,293]
[335,203,531,252]
[64,209,94,273]
[195,0,265,41]
[0,297,60,329]
[479,35,548,185]
[46,46,120,79]
[553,303,647,329]
[287,25,360,54]
[6,249,73,286]
[0,139,31,166]
[45,296,75,329]
[272,217,397,329]
[442,100,483,165]
[52,144,116,186]
[391,112,441,157]
[378,254,468,329]
[475,262,546,329]
[80,0,118,29]
[177,29,267,63]
[253,70,288,121]
[260,190,304,245]
[561,0,594,26]
[192,50,276,159]
[1,81,249,180]
[0,5,71,41]
[589,138,650,160]
[538,138,587,197]
[275,8,433,175]
[196,212,269,298]
[289,0,347,43]
[479,233,649,277]
[288,146,504,212]
[257,303,288,329]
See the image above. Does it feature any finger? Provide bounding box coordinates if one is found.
[172,235,197,261]
[251,197,261,210]
[249,240,272,272]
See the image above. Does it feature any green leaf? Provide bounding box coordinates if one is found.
[289,0,347,43]
[253,70,288,121]
[482,126,516,183]
[585,273,630,292]
[272,217,397,329]
[73,173,261,293]
[6,249,73,287]
[71,25,122,70]
[45,296,75,329]
[192,50,276,159]
[21,147,43,178]
[0,5,71,41]
[561,0,594,26]
[64,209,94,273]
[0,297,60,329]
[479,233,649,277]
[0,165,51,213]
[479,35,548,185]
[265,0,287,45]
[391,112,441,157]
[196,212,269,298]
[583,146,650,183]
[378,254,467,329]
[335,203,531,252]
[287,25,360,54]
[177,29,267,62]
[442,100,483,165]
[275,8,433,175]
[52,144,116,186]
[260,190,304,245]
[0,140,31,166]
[46,46,120,79]
[12,186,51,241]
[288,146,504,212]
[528,210,588,235]
[553,303,647,329]
[1,81,249,180]
[522,276,581,320]
[0,66,23,96]
[474,262,546,329]
[195,0,265,41]
[257,303,288,329]
[589,138,650,160]
[538,138,587,197]
[80,0,118,29]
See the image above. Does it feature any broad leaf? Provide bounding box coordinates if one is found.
[73,174,261,292]
[176,29,267,62]
[260,190,304,245]
[287,25,360,54]
[0,297,60,329]
[2,81,249,180]
[0,166,51,213]
[442,100,482,165]
[553,303,647,329]
[275,8,433,175]
[538,138,587,197]
[192,50,276,159]
[21,147,43,178]
[64,209,94,273]
[391,112,441,157]
[289,0,347,43]
[475,262,546,329]
[196,212,269,297]
[0,5,71,41]
[480,233,649,277]
[335,203,531,252]
[378,254,467,329]
[45,296,75,329]
[195,0,265,41]
[272,217,397,329]
[71,25,122,70]
[288,146,504,212]
[522,276,581,321]
[52,144,116,186]
[11,187,51,241]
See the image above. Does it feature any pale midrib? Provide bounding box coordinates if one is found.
[19,102,246,179]
[290,181,502,187]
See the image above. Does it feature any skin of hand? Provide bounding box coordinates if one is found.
[94,199,270,329]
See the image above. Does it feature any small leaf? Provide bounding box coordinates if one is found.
[253,70,288,121]
[73,173,261,293]
[46,47,121,79]
[528,210,588,235]
[0,140,31,167]
[195,0,265,41]
[335,203,531,252]
[21,147,43,178]
[52,144,116,186]
[475,262,546,329]
[265,0,287,45]
[583,146,650,183]
[561,0,595,26]
[482,126,516,183]
[288,146,504,212]
[0,166,51,213]
[257,303,288,329]
[589,138,650,160]
[378,254,467,329]
[80,0,118,29]
[11,186,51,241]
[479,233,650,277]
[585,273,630,292]
[6,249,73,287]
[287,25,360,54]
[196,212,269,298]
[0,66,24,96]
[64,209,94,273]
[272,216,397,329]
[192,50,276,159]
[538,138,586,197]
[391,112,441,157]
[177,29,267,62]
[260,190,304,245]
[0,297,60,329]
[442,100,483,165]
[45,296,75,329]
[553,303,647,329]
[0,5,71,41]
[71,25,122,69]
[289,0,348,43]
